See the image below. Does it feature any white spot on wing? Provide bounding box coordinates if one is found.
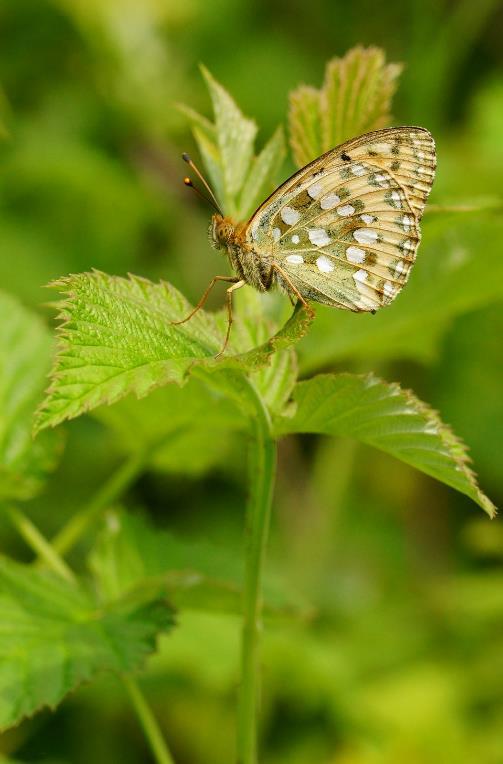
[320,192,340,210]
[286,254,304,264]
[375,173,389,187]
[394,260,406,277]
[353,228,378,245]
[360,214,375,224]
[281,206,301,225]
[308,228,331,247]
[391,190,402,207]
[337,204,355,217]
[351,163,365,176]
[272,227,281,242]
[346,246,366,264]
[316,255,334,273]
[374,142,391,154]
[353,269,368,283]
[291,234,300,244]
[307,182,322,199]
[383,281,395,297]
[401,214,414,232]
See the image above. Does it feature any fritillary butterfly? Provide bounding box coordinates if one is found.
[178,126,436,355]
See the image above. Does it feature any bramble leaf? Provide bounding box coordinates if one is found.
[94,380,247,476]
[201,65,257,205]
[34,271,312,432]
[276,373,495,517]
[237,126,286,219]
[288,86,323,170]
[289,47,402,167]
[0,555,174,731]
[0,290,62,501]
[89,511,305,617]
[179,68,285,218]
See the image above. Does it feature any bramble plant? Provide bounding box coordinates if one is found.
[0,48,496,764]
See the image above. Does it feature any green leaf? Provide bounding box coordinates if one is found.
[177,104,225,208]
[35,271,313,432]
[89,511,305,617]
[289,46,402,167]
[299,213,503,371]
[179,68,285,218]
[0,290,62,501]
[0,555,174,730]
[275,373,495,517]
[94,380,247,476]
[288,86,323,169]
[200,65,257,208]
[237,126,286,219]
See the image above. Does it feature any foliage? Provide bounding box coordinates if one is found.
[0,554,174,730]
[0,4,501,762]
[0,291,61,501]
[289,47,402,167]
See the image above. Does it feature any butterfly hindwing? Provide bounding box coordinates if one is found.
[246,127,436,312]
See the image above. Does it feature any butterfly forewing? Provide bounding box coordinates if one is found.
[246,127,436,311]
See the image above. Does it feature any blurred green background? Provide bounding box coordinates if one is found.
[1,0,502,762]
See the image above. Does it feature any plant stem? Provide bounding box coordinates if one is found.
[237,382,277,764]
[49,452,146,557]
[122,675,176,764]
[6,505,75,583]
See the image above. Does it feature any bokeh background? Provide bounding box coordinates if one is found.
[1,0,502,762]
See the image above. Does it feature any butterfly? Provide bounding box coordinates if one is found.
[177,126,436,356]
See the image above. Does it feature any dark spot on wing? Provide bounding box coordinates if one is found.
[341,152,351,161]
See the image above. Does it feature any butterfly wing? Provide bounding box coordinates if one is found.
[246,127,436,311]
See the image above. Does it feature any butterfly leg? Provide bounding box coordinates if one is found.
[215,279,246,358]
[171,275,239,326]
[270,264,315,317]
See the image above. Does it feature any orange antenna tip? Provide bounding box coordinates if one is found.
[183,176,193,186]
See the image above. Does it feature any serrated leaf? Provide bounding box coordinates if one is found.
[299,213,503,371]
[289,47,402,167]
[0,290,62,500]
[288,85,323,169]
[35,271,313,432]
[237,126,286,219]
[180,68,284,218]
[275,373,495,517]
[89,511,306,617]
[177,102,225,210]
[0,555,174,731]
[200,65,257,212]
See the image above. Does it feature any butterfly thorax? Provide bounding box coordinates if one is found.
[209,213,273,292]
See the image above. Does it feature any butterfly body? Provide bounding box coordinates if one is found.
[210,215,273,292]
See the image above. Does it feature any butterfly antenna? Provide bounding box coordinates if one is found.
[182,153,222,215]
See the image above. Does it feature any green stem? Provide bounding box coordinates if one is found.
[122,676,176,764]
[237,382,277,764]
[49,452,146,557]
[6,505,75,583]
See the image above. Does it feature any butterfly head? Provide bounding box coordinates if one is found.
[209,214,240,252]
